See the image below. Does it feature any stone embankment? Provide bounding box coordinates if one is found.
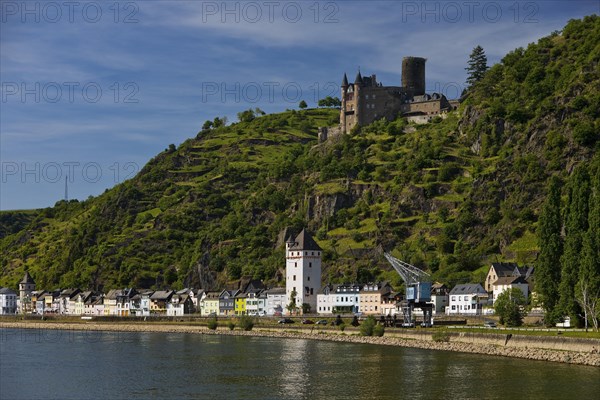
[1,321,599,367]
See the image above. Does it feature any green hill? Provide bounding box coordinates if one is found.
[1,16,599,293]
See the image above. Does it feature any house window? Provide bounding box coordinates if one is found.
[293,275,296,281]
[310,288,313,295]
[307,276,310,281]
[309,262,312,268]
[295,262,297,268]
[373,94,376,99]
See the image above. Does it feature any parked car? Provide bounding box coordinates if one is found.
[316,319,328,325]
[301,319,314,324]
[278,318,295,324]
[483,321,497,328]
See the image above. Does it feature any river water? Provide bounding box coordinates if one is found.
[1,328,598,400]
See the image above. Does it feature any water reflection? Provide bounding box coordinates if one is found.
[278,339,309,399]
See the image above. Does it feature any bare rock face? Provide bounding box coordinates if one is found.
[305,192,352,221]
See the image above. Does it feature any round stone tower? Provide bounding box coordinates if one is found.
[402,57,426,96]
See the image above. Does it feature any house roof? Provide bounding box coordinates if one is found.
[20,272,35,285]
[287,229,321,251]
[266,287,286,295]
[243,279,266,293]
[342,73,348,87]
[219,289,240,299]
[490,262,520,277]
[150,290,174,300]
[0,287,16,295]
[493,276,528,286]
[204,291,220,300]
[450,284,487,295]
[105,289,121,300]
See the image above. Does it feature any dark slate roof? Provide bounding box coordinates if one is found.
[342,73,348,87]
[243,280,266,293]
[0,287,17,295]
[354,70,363,85]
[20,272,35,284]
[491,262,519,277]
[450,284,487,295]
[493,276,528,286]
[288,229,321,251]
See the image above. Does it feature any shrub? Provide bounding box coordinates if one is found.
[372,324,385,337]
[360,316,376,336]
[207,317,218,330]
[432,331,450,342]
[338,323,346,332]
[239,315,254,331]
[228,320,236,330]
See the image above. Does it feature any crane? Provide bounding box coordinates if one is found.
[384,252,433,327]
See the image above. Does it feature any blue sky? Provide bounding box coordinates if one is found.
[1,0,598,210]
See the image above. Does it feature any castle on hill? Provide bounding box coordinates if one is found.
[338,56,458,133]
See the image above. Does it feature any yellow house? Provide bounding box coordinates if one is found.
[234,293,247,316]
[202,291,220,316]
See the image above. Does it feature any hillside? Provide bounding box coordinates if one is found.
[1,16,599,293]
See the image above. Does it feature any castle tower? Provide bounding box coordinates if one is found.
[285,229,322,315]
[340,73,348,133]
[19,271,35,313]
[402,57,426,96]
[353,70,363,127]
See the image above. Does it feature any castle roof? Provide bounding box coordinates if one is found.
[20,272,35,285]
[288,228,321,251]
[342,73,348,87]
[354,70,363,85]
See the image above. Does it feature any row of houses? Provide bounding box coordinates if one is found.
[1,259,534,318]
[1,274,290,317]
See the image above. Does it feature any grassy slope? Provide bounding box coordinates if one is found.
[1,16,598,291]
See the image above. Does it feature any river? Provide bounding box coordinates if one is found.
[1,328,598,399]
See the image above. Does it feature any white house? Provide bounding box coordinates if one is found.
[492,276,529,303]
[265,287,286,316]
[139,291,154,316]
[0,287,17,315]
[447,284,488,315]
[317,284,335,315]
[246,290,266,316]
[334,283,361,314]
[285,229,322,314]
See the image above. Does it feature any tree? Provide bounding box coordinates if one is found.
[213,116,227,128]
[301,302,311,314]
[286,289,297,315]
[298,100,307,109]
[465,45,488,87]
[558,165,590,325]
[576,159,600,331]
[317,96,341,108]
[494,288,528,326]
[202,120,213,130]
[536,176,563,324]
[237,109,256,123]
